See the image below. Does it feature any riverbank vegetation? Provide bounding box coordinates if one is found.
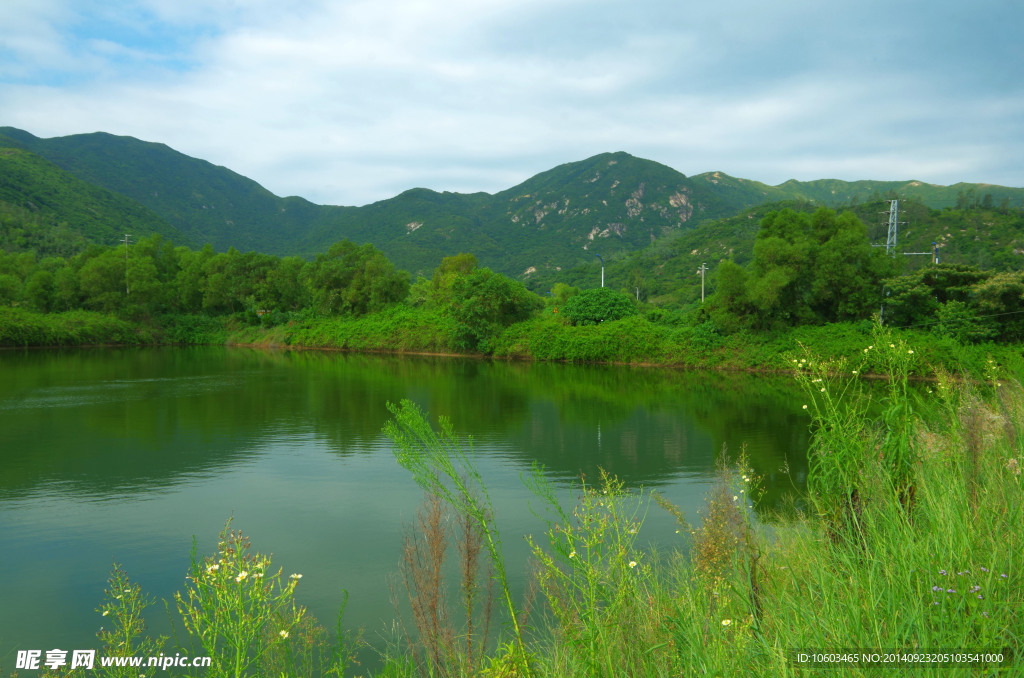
[8,337,1020,677]
[3,203,1024,378]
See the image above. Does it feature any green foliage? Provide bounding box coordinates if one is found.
[383,400,532,675]
[713,208,896,331]
[550,282,580,306]
[175,522,307,678]
[525,469,652,677]
[445,267,542,351]
[0,307,149,346]
[94,564,167,677]
[561,287,637,326]
[304,240,410,316]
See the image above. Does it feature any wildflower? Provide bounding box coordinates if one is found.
[820,387,825,392]
[290,573,303,580]
[908,350,914,354]
[792,359,798,364]
[733,495,738,501]
[868,345,873,349]
[236,571,248,583]
[978,594,984,599]
[947,589,956,594]
[939,569,948,576]
[863,349,868,353]
[722,619,732,626]
[629,561,637,569]
[890,343,895,348]
[981,567,989,573]
[932,586,942,592]
[802,404,808,410]
[279,630,289,639]
[206,564,219,574]
[1000,574,1008,579]
[569,550,576,559]
[103,610,110,616]
[852,370,858,375]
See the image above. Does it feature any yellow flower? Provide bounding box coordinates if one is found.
[236,571,248,583]
[629,561,637,569]
[722,619,732,626]
[569,550,576,559]
[279,630,289,639]
[802,404,808,410]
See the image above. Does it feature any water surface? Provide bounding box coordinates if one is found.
[0,347,813,669]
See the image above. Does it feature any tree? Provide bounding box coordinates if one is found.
[710,207,895,331]
[304,240,409,316]
[561,287,636,326]
[447,267,543,350]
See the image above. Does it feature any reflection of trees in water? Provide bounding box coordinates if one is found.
[0,348,818,511]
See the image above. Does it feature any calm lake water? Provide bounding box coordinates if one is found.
[0,347,814,670]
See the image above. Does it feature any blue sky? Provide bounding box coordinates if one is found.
[1,0,1021,206]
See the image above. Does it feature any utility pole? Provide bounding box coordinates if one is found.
[697,262,708,302]
[121,234,132,295]
[593,252,604,288]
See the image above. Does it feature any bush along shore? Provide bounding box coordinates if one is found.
[8,333,1022,677]
[5,303,1024,383]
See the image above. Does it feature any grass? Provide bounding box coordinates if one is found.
[6,339,1022,677]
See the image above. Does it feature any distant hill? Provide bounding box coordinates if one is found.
[0,137,183,253]
[3,126,1023,281]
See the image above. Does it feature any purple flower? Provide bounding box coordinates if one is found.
[947,589,956,594]
[932,586,942,592]
[981,567,989,572]
[939,569,948,576]
[978,594,984,599]
[970,586,981,593]
[1000,574,1008,579]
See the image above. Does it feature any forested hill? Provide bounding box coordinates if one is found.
[2,126,1024,280]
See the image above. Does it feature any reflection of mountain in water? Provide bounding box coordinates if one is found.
[0,348,813,509]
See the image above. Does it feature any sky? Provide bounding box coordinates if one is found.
[1,0,1022,207]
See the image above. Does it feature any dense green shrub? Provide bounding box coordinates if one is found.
[561,288,637,326]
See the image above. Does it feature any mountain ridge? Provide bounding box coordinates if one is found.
[2,126,1023,280]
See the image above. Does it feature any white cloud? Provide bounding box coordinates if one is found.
[1,0,1023,205]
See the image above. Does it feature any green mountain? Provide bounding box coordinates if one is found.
[0,136,183,256]
[3,127,1023,282]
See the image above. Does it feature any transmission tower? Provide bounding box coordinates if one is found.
[885,199,903,254]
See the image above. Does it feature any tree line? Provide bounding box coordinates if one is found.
[3,206,1024,346]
